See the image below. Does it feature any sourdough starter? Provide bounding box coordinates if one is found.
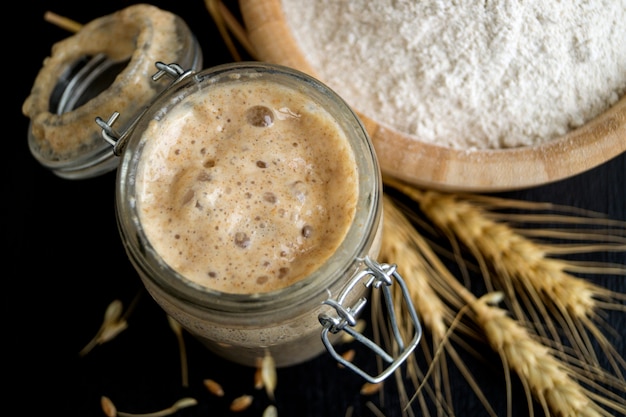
[135,76,358,294]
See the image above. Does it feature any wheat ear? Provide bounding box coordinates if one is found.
[380,195,499,417]
[471,292,626,417]
[384,178,626,379]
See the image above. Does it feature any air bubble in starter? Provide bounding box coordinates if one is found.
[246,105,274,127]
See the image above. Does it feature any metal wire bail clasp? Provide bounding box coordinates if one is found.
[95,62,195,156]
[319,256,422,383]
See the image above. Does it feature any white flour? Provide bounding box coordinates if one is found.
[280,0,626,150]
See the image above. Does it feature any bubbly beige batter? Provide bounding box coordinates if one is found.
[136,78,358,294]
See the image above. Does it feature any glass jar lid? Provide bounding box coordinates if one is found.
[22,4,203,179]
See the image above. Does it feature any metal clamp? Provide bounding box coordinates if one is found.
[95,62,195,156]
[319,256,422,383]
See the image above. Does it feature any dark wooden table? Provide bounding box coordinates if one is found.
[8,1,625,416]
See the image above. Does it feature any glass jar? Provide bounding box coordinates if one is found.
[23,5,421,383]
[22,4,203,179]
[116,61,394,368]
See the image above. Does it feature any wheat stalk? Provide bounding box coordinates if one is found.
[382,179,626,415]
[470,292,626,417]
[205,0,257,61]
[390,241,626,417]
[380,195,499,417]
[384,178,626,379]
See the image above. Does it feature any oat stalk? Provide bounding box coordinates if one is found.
[44,11,82,33]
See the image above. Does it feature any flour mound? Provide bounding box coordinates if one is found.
[281,0,626,150]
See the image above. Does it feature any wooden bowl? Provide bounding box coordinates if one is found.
[239,0,626,192]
